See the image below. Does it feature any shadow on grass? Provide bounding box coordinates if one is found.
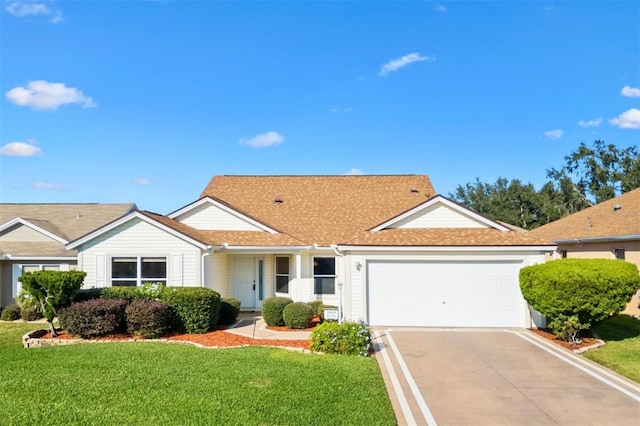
[592,314,640,341]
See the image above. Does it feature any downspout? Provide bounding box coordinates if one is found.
[201,246,213,288]
[331,244,345,324]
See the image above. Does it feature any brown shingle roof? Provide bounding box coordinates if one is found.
[529,188,640,242]
[0,242,77,257]
[344,228,555,247]
[0,203,135,241]
[199,175,437,246]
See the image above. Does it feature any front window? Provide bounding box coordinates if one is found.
[313,257,335,295]
[111,257,166,287]
[614,249,625,260]
[275,256,290,293]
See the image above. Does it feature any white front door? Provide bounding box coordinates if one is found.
[231,257,257,309]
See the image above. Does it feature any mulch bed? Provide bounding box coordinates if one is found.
[38,328,310,350]
[531,328,600,351]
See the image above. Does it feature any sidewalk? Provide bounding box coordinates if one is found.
[224,312,312,341]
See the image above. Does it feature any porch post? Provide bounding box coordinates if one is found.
[295,252,302,300]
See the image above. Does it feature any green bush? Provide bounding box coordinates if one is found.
[100,286,147,303]
[160,287,221,334]
[59,298,128,338]
[1,304,21,321]
[218,298,241,325]
[307,300,324,317]
[74,288,103,302]
[21,307,43,321]
[261,297,293,326]
[311,321,373,356]
[125,300,170,338]
[520,259,640,333]
[283,302,314,329]
[17,289,43,320]
[548,314,590,344]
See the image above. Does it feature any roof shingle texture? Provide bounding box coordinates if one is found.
[529,188,640,241]
[345,228,554,246]
[200,175,437,246]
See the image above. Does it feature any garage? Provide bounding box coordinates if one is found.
[366,260,528,327]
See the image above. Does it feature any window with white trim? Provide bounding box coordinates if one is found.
[111,257,167,287]
[313,257,335,295]
[275,256,290,293]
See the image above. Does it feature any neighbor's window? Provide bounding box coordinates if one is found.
[614,249,625,260]
[560,250,567,259]
[111,257,166,287]
[313,257,335,295]
[275,256,290,293]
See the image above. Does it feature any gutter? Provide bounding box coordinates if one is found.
[330,244,345,324]
[554,235,640,244]
[201,246,213,287]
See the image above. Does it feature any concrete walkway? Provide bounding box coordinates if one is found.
[373,328,640,426]
[224,312,312,340]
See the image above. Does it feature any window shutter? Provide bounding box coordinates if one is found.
[171,253,183,286]
[12,264,22,298]
[95,254,106,287]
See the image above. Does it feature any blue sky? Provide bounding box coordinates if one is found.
[1,1,639,214]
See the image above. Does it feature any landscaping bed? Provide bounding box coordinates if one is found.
[531,328,603,352]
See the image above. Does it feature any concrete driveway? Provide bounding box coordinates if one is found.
[373,328,640,426]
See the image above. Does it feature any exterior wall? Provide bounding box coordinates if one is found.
[174,202,262,231]
[205,251,229,297]
[0,224,57,242]
[343,250,547,327]
[391,204,486,229]
[0,260,77,307]
[77,218,201,288]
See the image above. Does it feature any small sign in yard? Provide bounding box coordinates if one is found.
[323,308,339,321]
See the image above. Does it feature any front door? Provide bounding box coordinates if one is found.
[231,257,257,309]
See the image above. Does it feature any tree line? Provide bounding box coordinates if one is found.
[449,140,640,230]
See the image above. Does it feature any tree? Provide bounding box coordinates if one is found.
[19,270,86,336]
[546,140,640,204]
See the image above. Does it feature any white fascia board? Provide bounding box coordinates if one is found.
[554,235,640,244]
[370,195,510,232]
[336,245,556,252]
[0,217,68,244]
[66,211,208,250]
[167,197,279,234]
[218,245,310,253]
[9,256,77,261]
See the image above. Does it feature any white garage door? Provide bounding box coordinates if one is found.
[367,260,527,327]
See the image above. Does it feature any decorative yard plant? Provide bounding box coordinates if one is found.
[311,321,373,356]
[18,270,86,336]
[520,259,640,341]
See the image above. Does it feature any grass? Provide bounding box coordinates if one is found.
[0,322,395,425]
[583,314,640,383]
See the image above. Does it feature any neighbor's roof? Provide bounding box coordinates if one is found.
[529,187,640,242]
[0,242,77,258]
[199,175,437,246]
[0,203,136,242]
[344,228,555,247]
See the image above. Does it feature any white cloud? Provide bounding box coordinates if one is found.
[32,182,65,191]
[578,118,602,128]
[544,129,563,139]
[239,131,284,148]
[6,80,96,110]
[6,2,63,23]
[621,86,640,98]
[609,108,640,129]
[134,178,151,186]
[330,107,353,113]
[344,168,364,175]
[434,4,447,12]
[0,141,41,156]
[379,53,434,77]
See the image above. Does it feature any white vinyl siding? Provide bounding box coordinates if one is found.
[0,224,58,242]
[173,202,262,231]
[389,203,487,229]
[77,218,200,288]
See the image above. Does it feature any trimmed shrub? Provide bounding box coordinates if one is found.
[74,288,103,302]
[307,300,324,317]
[1,304,21,321]
[160,287,221,334]
[17,289,43,320]
[548,314,589,344]
[311,321,373,356]
[125,300,170,338]
[100,286,147,303]
[21,307,43,321]
[59,298,128,338]
[261,297,293,326]
[283,302,314,329]
[218,298,241,325]
[520,259,640,337]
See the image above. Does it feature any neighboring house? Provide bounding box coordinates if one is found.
[0,203,136,307]
[529,187,640,315]
[66,175,555,328]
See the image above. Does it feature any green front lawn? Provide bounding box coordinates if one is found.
[584,315,640,383]
[0,323,395,425]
